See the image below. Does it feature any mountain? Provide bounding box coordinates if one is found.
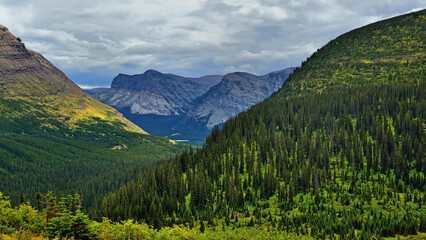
[186,74,225,87]
[90,68,293,145]
[0,25,143,134]
[277,11,425,97]
[186,68,294,129]
[98,9,426,239]
[0,25,184,207]
[93,70,222,116]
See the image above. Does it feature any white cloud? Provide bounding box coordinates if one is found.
[223,64,254,74]
[0,4,34,29]
[78,85,110,90]
[0,0,424,86]
[408,7,424,13]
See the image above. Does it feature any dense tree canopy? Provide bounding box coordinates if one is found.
[97,10,426,239]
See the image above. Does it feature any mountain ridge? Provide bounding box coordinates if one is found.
[91,68,293,144]
[95,70,222,116]
[186,68,295,129]
[276,9,425,97]
[0,24,145,134]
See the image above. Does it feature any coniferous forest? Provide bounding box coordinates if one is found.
[1,8,425,240]
[98,81,425,239]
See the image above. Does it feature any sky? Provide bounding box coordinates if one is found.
[0,1,424,88]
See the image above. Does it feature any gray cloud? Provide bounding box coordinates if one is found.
[0,0,424,86]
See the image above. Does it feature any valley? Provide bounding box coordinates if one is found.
[0,25,185,210]
[0,6,425,240]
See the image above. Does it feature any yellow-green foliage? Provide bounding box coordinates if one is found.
[278,9,425,97]
[0,92,145,134]
[90,218,310,240]
[0,193,45,235]
[0,192,308,240]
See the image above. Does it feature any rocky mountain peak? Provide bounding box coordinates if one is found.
[144,69,163,77]
[90,67,293,144]
[0,25,29,57]
[111,70,171,91]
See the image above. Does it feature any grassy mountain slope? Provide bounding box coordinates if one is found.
[0,25,143,134]
[98,10,426,239]
[0,25,184,207]
[277,9,425,96]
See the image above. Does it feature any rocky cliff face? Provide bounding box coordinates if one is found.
[0,25,144,134]
[0,25,69,98]
[94,70,222,116]
[186,68,294,129]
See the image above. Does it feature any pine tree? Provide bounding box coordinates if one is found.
[35,192,42,211]
[200,220,205,233]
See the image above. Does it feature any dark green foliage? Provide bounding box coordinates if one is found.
[0,191,94,239]
[100,81,426,237]
[200,220,205,233]
[278,9,425,97]
[45,193,93,239]
[97,9,426,238]
[0,189,310,239]
[0,100,185,210]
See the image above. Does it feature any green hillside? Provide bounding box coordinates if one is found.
[0,25,184,209]
[0,118,183,210]
[278,9,425,96]
[96,10,426,239]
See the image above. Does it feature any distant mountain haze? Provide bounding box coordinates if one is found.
[186,68,295,129]
[84,87,109,95]
[95,70,222,116]
[90,68,294,144]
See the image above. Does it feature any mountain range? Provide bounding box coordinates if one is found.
[89,68,294,144]
[186,68,295,129]
[96,70,222,116]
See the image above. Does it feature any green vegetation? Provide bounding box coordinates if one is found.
[0,98,184,210]
[94,9,426,239]
[278,9,425,97]
[0,191,305,240]
[0,8,425,240]
[98,82,426,239]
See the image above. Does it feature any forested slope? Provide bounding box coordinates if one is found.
[0,25,184,208]
[98,10,426,239]
[278,9,425,96]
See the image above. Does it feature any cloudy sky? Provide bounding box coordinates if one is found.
[0,0,424,88]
